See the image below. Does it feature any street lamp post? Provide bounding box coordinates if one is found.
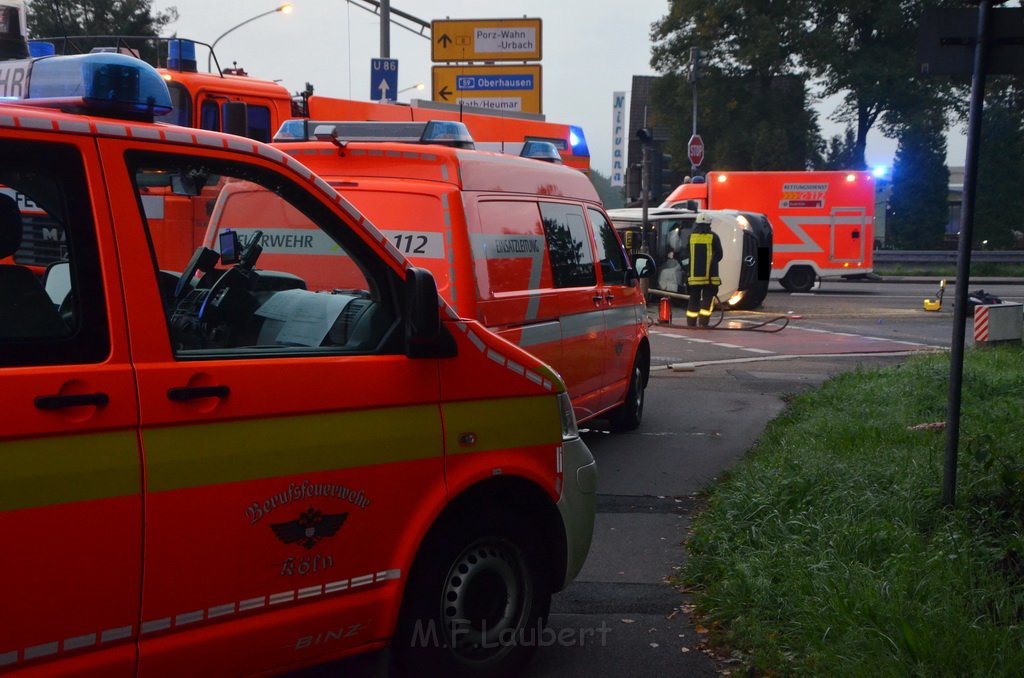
[208,3,293,72]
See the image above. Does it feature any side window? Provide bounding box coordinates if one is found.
[588,208,629,286]
[539,202,595,288]
[128,153,399,358]
[199,100,219,131]
[154,81,192,128]
[0,140,109,367]
[246,105,272,143]
[472,200,553,297]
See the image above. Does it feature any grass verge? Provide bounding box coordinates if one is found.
[683,346,1024,676]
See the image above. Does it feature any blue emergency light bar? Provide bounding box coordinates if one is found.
[8,52,172,120]
[568,125,590,158]
[273,119,476,149]
[519,140,563,164]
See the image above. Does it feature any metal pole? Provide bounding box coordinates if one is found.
[641,142,651,254]
[691,77,698,175]
[942,0,995,507]
[690,47,700,176]
[692,78,697,139]
[380,0,390,58]
[640,107,650,256]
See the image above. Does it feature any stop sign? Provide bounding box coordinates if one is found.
[688,134,705,166]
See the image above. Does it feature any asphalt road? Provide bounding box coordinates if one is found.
[303,279,1023,677]
[527,278,1023,677]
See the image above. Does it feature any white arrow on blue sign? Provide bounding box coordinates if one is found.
[370,58,398,101]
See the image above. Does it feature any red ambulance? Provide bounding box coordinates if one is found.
[663,170,876,292]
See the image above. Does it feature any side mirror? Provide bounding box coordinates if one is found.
[405,266,442,357]
[632,254,656,280]
[686,200,699,212]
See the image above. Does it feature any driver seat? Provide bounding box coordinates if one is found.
[0,194,68,339]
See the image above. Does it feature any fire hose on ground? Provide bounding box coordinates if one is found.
[647,288,790,333]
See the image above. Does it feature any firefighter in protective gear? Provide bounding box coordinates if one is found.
[685,213,723,327]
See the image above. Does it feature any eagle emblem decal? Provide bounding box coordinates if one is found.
[270,507,348,549]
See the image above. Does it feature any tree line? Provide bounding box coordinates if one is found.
[649,0,1024,249]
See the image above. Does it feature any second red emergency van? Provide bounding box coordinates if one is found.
[204,121,656,429]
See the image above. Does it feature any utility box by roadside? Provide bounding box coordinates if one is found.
[974,303,1023,346]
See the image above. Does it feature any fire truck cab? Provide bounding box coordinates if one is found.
[0,49,595,677]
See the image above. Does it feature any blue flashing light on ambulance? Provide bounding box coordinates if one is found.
[1,39,597,677]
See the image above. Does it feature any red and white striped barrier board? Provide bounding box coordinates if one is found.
[974,305,991,343]
[974,303,1024,345]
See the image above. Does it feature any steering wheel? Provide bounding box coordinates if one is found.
[197,266,242,323]
[174,246,219,303]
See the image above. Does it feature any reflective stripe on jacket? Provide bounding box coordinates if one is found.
[687,231,722,286]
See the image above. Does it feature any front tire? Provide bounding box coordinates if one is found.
[391,513,551,678]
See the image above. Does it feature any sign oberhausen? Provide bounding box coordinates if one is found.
[432,64,542,114]
[432,18,543,62]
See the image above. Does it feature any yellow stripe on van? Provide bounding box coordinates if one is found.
[144,404,443,493]
[442,395,560,455]
[0,431,140,512]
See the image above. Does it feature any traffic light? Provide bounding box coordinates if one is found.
[636,127,654,144]
[688,47,704,83]
[649,150,676,204]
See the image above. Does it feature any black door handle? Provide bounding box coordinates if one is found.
[167,385,230,401]
[35,392,110,410]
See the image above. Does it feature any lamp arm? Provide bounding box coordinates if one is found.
[211,8,278,52]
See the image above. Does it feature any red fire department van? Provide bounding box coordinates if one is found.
[663,170,876,292]
[0,49,596,677]
[201,120,655,430]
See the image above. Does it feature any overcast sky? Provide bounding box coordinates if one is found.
[151,0,969,174]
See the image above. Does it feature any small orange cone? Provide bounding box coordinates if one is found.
[658,296,672,324]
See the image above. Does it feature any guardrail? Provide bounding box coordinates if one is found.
[874,250,1024,264]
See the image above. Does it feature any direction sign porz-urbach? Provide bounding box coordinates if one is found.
[431,18,543,62]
